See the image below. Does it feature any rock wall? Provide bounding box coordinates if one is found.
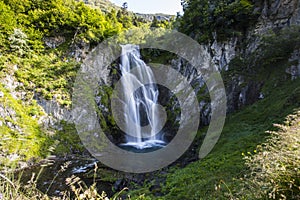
[256,0,300,34]
[169,0,300,124]
[28,0,300,134]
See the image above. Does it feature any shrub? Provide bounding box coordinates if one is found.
[8,28,30,56]
[241,110,300,199]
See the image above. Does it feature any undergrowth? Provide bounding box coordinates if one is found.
[0,162,131,200]
[128,74,300,200]
[238,111,300,199]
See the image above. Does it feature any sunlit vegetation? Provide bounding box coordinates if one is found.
[240,111,300,199]
[0,0,149,166]
[0,0,299,199]
[0,84,50,167]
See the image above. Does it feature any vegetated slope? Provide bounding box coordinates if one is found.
[178,0,259,43]
[127,0,300,199]
[129,27,300,199]
[241,111,300,199]
[160,78,300,199]
[0,0,145,167]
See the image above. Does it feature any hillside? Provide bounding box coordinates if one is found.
[76,0,119,12]
[0,0,144,165]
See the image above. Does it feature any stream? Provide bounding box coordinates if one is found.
[18,156,114,197]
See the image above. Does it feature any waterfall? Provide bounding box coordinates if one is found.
[119,44,165,149]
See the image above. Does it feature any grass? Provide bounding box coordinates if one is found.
[239,111,300,199]
[0,162,132,200]
[127,67,300,199]
[125,27,300,199]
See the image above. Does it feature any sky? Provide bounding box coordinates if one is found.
[109,0,183,15]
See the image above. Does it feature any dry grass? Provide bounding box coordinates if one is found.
[0,162,129,200]
[238,110,300,199]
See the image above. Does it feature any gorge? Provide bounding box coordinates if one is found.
[0,0,299,199]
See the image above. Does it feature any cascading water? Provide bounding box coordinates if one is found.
[119,44,165,149]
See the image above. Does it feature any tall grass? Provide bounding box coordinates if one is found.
[0,162,129,200]
[237,110,300,199]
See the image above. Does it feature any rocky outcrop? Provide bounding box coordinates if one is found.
[287,49,300,79]
[35,96,73,129]
[18,0,300,143]
[0,102,22,133]
[210,37,238,71]
[256,0,300,34]
[189,0,300,117]
[69,40,90,62]
[44,36,66,49]
[135,13,174,22]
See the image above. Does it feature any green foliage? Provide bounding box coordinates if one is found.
[179,0,258,43]
[117,25,171,45]
[26,0,122,43]
[150,17,173,29]
[0,85,52,167]
[0,0,130,52]
[256,26,300,68]
[117,9,133,29]
[8,28,30,56]
[0,0,146,166]
[0,1,17,51]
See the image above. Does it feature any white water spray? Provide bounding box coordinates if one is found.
[120,45,165,149]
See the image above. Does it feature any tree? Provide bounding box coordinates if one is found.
[181,0,189,11]
[9,28,30,56]
[179,0,258,43]
[122,2,128,10]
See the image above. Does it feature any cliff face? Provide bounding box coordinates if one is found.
[257,0,300,33]
[203,0,300,72]
[1,0,299,162]
[33,0,300,132]
[152,0,300,125]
